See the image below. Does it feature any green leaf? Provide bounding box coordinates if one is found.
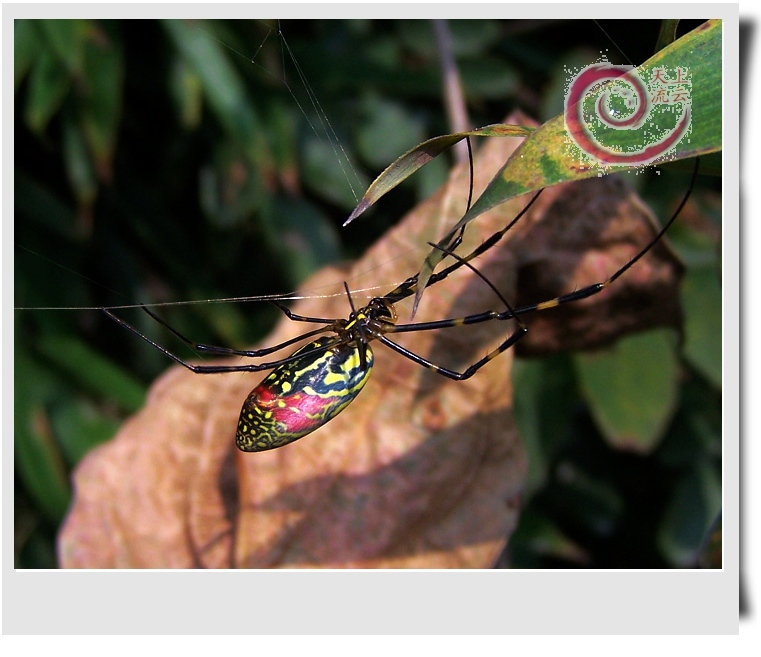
[447,19,502,57]
[260,196,343,286]
[169,55,204,129]
[356,94,427,169]
[657,460,721,567]
[511,355,578,495]
[15,172,78,238]
[199,144,268,228]
[79,22,124,173]
[14,19,41,92]
[681,264,722,389]
[50,399,120,466]
[656,377,722,468]
[460,56,519,99]
[396,20,437,58]
[163,19,266,164]
[14,348,71,523]
[510,510,590,566]
[654,20,681,54]
[62,116,98,208]
[464,19,721,223]
[35,334,147,413]
[573,329,680,453]
[23,45,71,134]
[303,136,369,211]
[414,19,722,309]
[37,19,88,77]
[345,123,534,225]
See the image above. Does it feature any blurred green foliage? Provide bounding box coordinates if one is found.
[14,19,721,568]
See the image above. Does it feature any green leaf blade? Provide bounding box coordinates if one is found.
[573,329,681,453]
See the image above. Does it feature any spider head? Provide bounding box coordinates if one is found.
[365,298,397,334]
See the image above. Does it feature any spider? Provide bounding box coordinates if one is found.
[104,160,698,452]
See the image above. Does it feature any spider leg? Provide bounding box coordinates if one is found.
[382,159,700,374]
[270,300,339,324]
[396,159,700,331]
[381,189,544,307]
[378,234,530,379]
[103,308,342,374]
[501,159,700,321]
[137,305,334,358]
[379,325,527,381]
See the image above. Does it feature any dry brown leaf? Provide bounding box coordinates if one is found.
[58,113,682,568]
[511,175,683,356]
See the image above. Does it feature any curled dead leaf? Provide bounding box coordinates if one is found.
[511,174,683,356]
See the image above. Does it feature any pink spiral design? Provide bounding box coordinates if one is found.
[565,63,690,166]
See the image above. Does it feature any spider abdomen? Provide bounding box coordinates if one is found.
[235,335,374,452]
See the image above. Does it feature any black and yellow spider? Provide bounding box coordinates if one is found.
[103,159,697,452]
